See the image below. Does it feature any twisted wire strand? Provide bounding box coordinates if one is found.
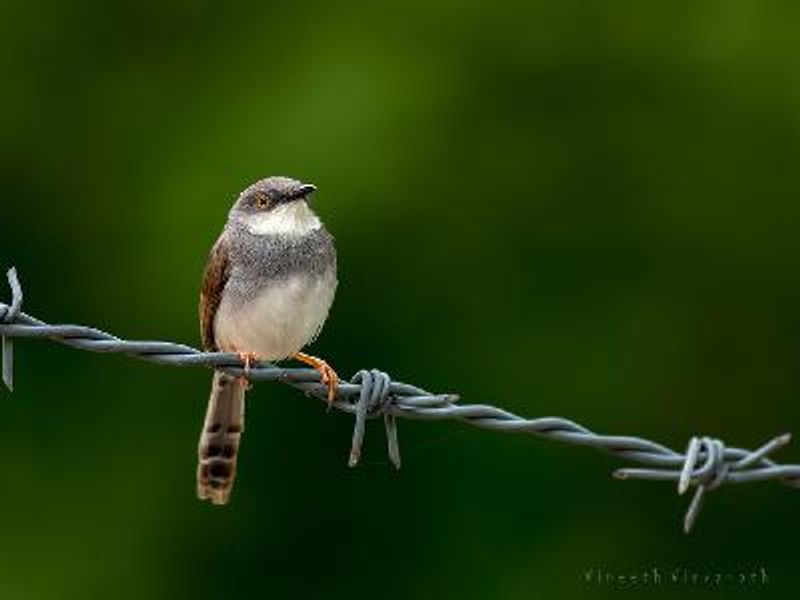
[2,267,799,533]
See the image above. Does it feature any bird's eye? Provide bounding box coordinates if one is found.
[255,194,269,209]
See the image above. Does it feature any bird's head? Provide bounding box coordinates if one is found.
[229,176,321,236]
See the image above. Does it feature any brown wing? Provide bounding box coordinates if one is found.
[199,236,230,351]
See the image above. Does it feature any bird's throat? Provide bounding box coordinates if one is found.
[244,202,322,237]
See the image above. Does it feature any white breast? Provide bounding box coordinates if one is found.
[245,201,322,236]
[214,269,337,360]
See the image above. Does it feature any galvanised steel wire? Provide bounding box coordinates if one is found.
[2,267,798,533]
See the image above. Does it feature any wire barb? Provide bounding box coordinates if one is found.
[1,268,23,392]
[1,268,799,533]
[348,369,401,469]
[613,432,796,532]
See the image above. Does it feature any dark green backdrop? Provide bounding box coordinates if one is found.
[2,1,799,599]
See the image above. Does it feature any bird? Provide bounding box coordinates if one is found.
[197,176,338,505]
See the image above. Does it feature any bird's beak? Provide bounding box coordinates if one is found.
[291,183,317,201]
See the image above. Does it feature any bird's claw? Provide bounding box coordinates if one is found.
[292,352,339,409]
[236,352,260,390]
[319,362,339,409]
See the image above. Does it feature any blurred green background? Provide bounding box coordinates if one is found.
[2,1,800,598]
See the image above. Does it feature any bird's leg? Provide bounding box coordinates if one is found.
[236,351,261,391]
[292,352,339,407]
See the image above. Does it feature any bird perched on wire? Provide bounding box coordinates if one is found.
[197,176,338,504]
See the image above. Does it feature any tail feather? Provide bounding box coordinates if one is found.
[197,371,246,505]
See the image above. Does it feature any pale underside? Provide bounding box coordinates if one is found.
[213,199,336,359]
[214,269,336,360]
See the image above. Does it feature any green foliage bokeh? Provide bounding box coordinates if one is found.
[1,2,799,598]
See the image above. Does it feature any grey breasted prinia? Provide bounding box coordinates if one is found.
[198,176,338,504]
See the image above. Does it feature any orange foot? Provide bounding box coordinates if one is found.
[236,351,261,390]
[293,352,339,407]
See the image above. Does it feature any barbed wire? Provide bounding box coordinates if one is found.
[1,267,798,533]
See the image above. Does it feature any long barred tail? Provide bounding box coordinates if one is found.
[197,371,246,505]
